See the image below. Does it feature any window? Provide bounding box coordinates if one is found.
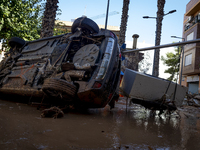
[185,54,192,66]
[187,32,194,41]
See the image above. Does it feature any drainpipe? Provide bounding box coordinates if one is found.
[132,34,139,71]
[132,34,139,49]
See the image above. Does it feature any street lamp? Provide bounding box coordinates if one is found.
[165,10,177,16]
[143,16,157,19]
[143,9,176,77]
[171,36,184,40]
[143,10,176,19]
[171,36,185,85]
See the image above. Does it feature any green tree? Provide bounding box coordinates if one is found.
[53,21,69,36]
[0,0,42,51]
[161,47,181,81]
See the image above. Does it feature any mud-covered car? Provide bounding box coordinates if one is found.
[0,17,121,108]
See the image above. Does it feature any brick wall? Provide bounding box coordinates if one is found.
[186,0,200,13]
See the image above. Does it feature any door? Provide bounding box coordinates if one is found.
[188,82,199,94]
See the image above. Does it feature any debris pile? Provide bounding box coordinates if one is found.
[185,93,200,107]
[41,106,64,119]
[131,94,177,115]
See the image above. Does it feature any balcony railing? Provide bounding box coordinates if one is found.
[184,14,200,31]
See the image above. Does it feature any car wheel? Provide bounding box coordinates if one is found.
[42,78,77,98]
[71,17,99,34]
[8,37,25,48]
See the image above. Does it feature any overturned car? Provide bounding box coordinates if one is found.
[0,17,121,108]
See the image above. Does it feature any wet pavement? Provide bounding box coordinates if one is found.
[0,97,200,150]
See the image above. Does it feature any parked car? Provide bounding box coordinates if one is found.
[0,17,121,108]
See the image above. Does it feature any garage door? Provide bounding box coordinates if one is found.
[188,82,199,94]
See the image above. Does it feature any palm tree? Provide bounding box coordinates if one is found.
[153,0,166,77]
[119,0,139,71]
[119,0,130,47]
[119,0,135,71]
[40,0,59,38]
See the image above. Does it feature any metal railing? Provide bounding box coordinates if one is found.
[121,38,200,85]
[122,38,200,53]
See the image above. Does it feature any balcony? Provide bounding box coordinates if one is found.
[184,14,200,31]
[185,0,200,16]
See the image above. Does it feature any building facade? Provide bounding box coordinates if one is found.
[55,20,120,38]
[181,0,200,94]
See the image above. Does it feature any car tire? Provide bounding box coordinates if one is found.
[71,17,99,34]
[42,78,77,98]
[8,37,25,48]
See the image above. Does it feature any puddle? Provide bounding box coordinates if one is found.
[0,98,200,149]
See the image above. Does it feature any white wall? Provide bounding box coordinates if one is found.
[0,43,4,62]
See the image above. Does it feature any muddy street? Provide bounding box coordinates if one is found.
[0,98,200,150]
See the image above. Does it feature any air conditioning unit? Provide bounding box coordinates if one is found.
[198,13,200,21]
[185,23,190,30]
[187,16,193,23]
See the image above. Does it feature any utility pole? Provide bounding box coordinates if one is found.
[171,36,185,85]
[105,0,110,30]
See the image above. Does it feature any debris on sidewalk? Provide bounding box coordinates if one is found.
[185,92,200,107]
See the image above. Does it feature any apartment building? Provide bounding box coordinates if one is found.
[55,20,120,38]
[181,0,200,94]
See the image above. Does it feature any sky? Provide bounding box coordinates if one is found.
[57,0,190,78]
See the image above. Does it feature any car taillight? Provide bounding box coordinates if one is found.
[93,82,102,88]
[110,32,115,38]
[96,38,115,79]
[119,53,121,58]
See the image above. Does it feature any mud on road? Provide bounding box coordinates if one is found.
[0,97,200,150]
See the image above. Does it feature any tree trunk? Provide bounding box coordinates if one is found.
[152,0,165,77]
[40,0,59,38]
[119,0,139,72]
[119,0,130,47]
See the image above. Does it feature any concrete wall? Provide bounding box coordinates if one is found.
[120,69,188,107]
